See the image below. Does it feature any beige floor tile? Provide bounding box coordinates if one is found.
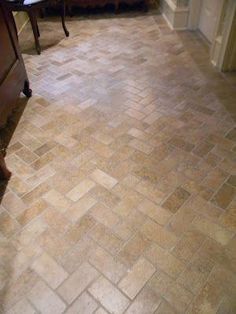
[43,189,72,212]
[192,216,234,245]
[28,280,66,314]
[89,223,123,255]
[1,192,26,218]
[57,262,99,304]
[141,219,177,249]
[66,195,97,222]
[137,199,172,225]
[90,169,118,190]
[125,286,161,314]
[89,246,126,284]
[65,292,98,314]
[6,299,36,314]
[88,276,130,314]
[66,179,96,202]
[32,252,68,289]
[119,257,155,299]
[145,244,185,279]
[118,233,150,267]
[90,203,120,228]
[1,9,236,314]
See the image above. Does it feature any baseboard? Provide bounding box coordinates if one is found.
[160,0,189,30]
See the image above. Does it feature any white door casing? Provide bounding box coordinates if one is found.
[198,0,223,42]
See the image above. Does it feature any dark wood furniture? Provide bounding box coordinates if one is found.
[5,0,69,54]
[0,1,32,179]
[67,0,149,14]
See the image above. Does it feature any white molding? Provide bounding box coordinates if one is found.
[160,0,190,30]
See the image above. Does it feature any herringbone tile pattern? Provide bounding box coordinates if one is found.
[0,11,236,314]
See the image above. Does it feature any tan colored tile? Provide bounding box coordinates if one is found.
[28,280,66,314]
[88,276,130,314]
[66,179,96,202]
[17,199,48,226]
[65,215,95,246]
[89,223,123,255]
[129,139,153,154]
[212,183,235,209]
[0,211,20,238]
[65,292,98,314]
[2,192,26,218]
[162,187,190,213]
[89,246,126,284]
[66,195,97,222]
[164,282,193,313]
[193,216,234,245]
[91,169,118,189]
[145,244,185,279]
[90,202,120,228]
[125,286,161,314]
[32,252,68,289]
[58,262,99,304]
[141,219,177,249]
[155,300,176,314]
[6,299,36,314]
[119,257,155,299]
[172,229,205,263]
[137,199,172,225]
[118,233,150,267]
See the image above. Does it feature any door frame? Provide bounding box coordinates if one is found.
[188,0,236,71]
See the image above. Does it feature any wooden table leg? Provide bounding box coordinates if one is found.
[0,150,11,180]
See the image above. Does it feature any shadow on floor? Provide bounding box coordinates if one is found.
[0,96,29,203]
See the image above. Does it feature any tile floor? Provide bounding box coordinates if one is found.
[0,8,236,314]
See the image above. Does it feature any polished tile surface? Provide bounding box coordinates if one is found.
[0,10,236,314]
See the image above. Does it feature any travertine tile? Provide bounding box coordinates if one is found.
[145,244,185,278]
[141,219,177,249]
[0,211,20,238]
[137,199,172,225]
[1,9,236,314]
[32,252,68,289]
[90,203,120,228]
[192,216,234,245]
[90,169,118,189]
[162,187,190,213]
[65,292,98,314]
[125,286,161,314]
[6,299,36,314]
[42,189,71,212]
[172,229,205,263]
[66,195,97,222]
[66,179,96,202]
[88,277,130,314]
[17,199,48,226]
[212,183,235,209]
[164,282,193,313]
[119,257,155,299]
[28,280,66,314]
[89,246,126,284]
[1,192,26,217]
[57,262,99,304]
[89,223,123,255]
[118,233,150,266]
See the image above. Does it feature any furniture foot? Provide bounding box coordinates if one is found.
[28,10,41,54]
[61,0,69,37]
[23,80,32,98]
[0,151,11,181]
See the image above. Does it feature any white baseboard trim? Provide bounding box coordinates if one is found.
[160,0,190,30]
